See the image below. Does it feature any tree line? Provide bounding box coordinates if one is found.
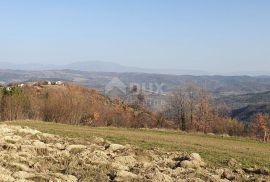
[0,84,162,128]
[0,83,269,142]
[163,83,270,142]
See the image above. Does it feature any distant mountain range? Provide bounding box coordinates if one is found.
[2,61,270,76]
[0,61,210,75]
[1,69,270,96]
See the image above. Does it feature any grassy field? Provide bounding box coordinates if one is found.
[4,120,270,169]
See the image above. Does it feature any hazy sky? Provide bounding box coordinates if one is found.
[0,0,270,72]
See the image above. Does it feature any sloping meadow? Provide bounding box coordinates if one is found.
[0,124,269,181]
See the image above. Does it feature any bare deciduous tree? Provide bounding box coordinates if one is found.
[167,88,187,130]
[251,113,270,142]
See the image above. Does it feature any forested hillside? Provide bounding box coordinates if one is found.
[0,83,163,128]
[0,81,269,142]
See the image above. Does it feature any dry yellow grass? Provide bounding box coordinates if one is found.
[5,120,270,168]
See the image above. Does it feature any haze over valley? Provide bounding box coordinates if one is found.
[1,0,270,181]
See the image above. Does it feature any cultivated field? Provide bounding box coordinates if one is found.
[6,120,270,169]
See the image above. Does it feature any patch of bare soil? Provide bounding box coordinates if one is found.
[0,124,269,182]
